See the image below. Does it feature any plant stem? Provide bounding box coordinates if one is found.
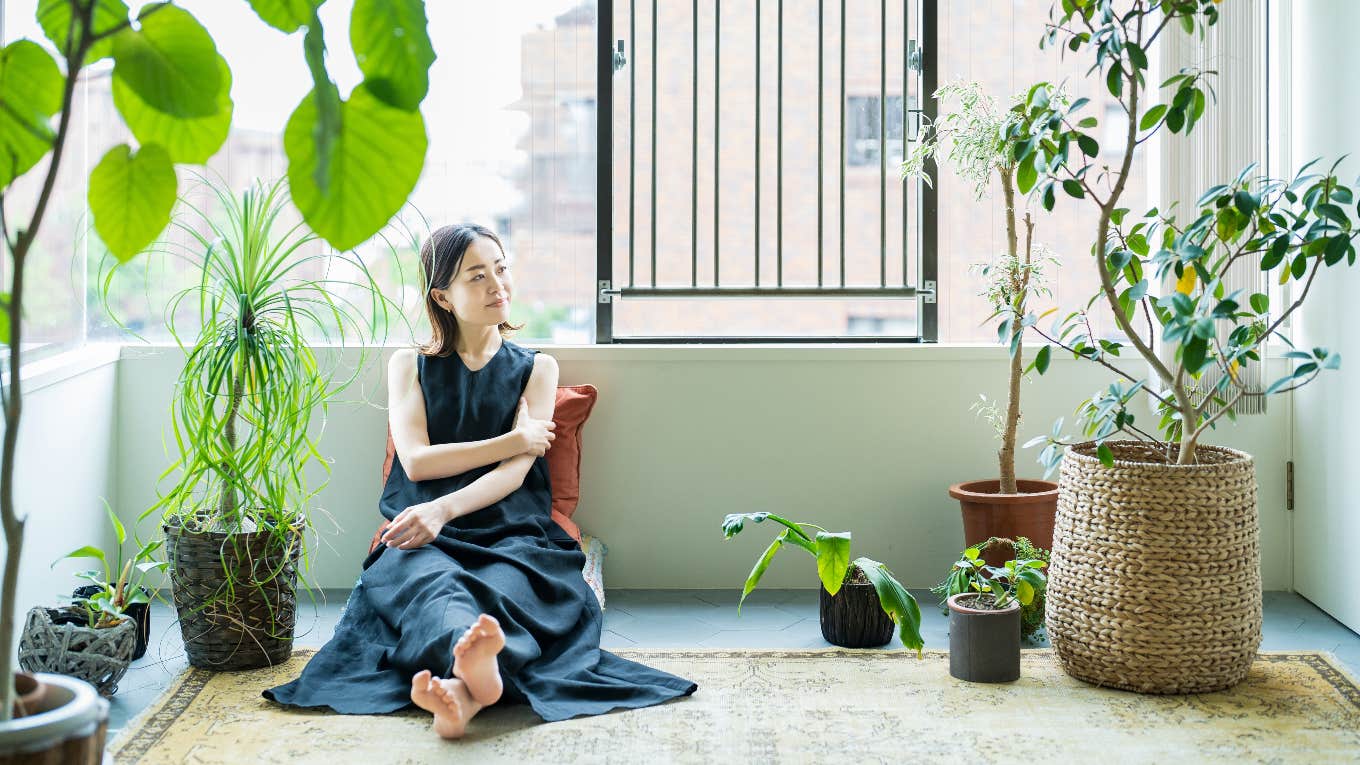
[1,20,90,723]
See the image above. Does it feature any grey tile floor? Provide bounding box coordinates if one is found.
[105,588,1360,746]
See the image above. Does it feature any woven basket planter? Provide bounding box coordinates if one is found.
[1046,441,1262,694]
[165,519,303,671]
[17,606,136,697]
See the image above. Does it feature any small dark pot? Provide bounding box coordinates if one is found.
[947,592,1021,682]
[73,584,151,660]
[819,573,895,648]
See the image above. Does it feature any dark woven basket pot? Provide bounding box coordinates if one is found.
[17,606,136,697]
[819,571,896,648]
[164,519,303,671]
[1046,441,1262,694]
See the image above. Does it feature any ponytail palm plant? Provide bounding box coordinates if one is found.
[105,173,402,598]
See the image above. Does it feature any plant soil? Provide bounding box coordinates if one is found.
[957,593,1004,611]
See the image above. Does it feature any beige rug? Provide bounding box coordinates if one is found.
[109,648,1360,764]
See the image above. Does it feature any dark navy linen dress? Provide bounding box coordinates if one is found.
[262,338,698,722]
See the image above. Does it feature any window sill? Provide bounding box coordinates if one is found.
[0,342,121,395]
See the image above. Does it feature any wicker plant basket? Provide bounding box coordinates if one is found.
[17,606,136,697]
[165,518,303,671]
[1046,441,1262,694]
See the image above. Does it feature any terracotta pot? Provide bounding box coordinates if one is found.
[947,592,1021,683]
[0,673,108,764]
[819,571,895,648]
[948,479,1059,566]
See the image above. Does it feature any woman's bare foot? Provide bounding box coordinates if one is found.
[452,614,506,706]
[410,669,483,739]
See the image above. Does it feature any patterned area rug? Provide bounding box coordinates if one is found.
[109,648,1360,764]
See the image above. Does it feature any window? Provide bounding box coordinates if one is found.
[846,95,905,167]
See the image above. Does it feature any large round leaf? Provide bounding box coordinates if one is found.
[351,0,434,111]
[0,40,63,189]
[37,0,130,62]
[111,3,221,119]
[89,143,176,262]
[113,54,232,164]
[284,83,427,251]
[247,0,322,34]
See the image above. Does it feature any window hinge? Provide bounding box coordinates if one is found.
[1286,460,1294,511]
[907,40,923,73]
[599,280,621,304]
[920,280,936,304]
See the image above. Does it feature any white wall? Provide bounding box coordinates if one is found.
[115,344,1295,593]
[0,347,120,662]
[1289,0,1360,631]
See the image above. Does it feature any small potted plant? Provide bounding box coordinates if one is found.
[55,502,166,661]
[932,536,1050,643]
[902,81,1061,565]
[938,543,1047,683]
[721,512,923,653]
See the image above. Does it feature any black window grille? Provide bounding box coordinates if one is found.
[596,0,938,343]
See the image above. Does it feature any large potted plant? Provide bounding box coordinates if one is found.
[903,82,1061,566]
[109,174,400,670]
[721,512,924,653]
[1012,0,1359,693]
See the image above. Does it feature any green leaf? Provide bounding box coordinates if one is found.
[1017,157,1038,194]
[284,83,428,250]
[1077,134,1099,157]
[351,0,435,111]
[1035,344,1051,375]
[88,143,177,262]
[111,3,222,119]
[0,40,64,189]
[105,503,126,546]
[857,560,925,654]
[53,545,106,568]
[1063,179,1085,199]
[815,531,852,597]
[1234,190,1259,215]
[246,0,321,33]
[1096,442,1114,467]
[37,0,130,61]
[1317,203,1351,229]
[1139,104,1167,131]
[738,530,786,616]
[1250,292,1269,314]
[112,53,233,164]
[1106,64,1123,99]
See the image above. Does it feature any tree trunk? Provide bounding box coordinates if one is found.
[219,373,245,528]
[999,168,1023,494]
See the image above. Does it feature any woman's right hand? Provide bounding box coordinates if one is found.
[513,396,556,456]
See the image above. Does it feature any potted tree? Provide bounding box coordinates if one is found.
[1,0,435,754]
[109,174,401,671]
[937,544,1047,683]
[902,82,1061,566]
[721,512,924,653]
[1012,0,1359,693]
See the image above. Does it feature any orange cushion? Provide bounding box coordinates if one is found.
[376,384,598,549]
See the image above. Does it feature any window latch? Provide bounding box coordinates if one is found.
[599,280,621,304]
[614,40,627,72]
[920,280,937,304]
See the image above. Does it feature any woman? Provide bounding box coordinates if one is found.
[263,224,698,738]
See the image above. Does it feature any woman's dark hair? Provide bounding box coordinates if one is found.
[417,223,523,357]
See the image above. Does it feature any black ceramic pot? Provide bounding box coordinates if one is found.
[819,572,895,648]
[73,584,151,660]
[947,592,1021,682]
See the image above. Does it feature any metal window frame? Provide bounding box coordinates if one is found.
[596,0,937,344]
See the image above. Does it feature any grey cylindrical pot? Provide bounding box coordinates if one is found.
[947,592,1021,683]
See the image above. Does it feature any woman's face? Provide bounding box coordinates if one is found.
[431,236,513,327]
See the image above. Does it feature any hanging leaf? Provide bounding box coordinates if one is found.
[111,3,222,119]
[88,143,177,262]
[738,530,786,616]
[37,0,130,61]
[112,54,233,164]
[815,531,852,597]
[0,40,64,189]
[351,0,435,111]
[247,0,321,34]
[284,83,427,251]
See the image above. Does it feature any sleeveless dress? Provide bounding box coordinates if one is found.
[262,338,698,722]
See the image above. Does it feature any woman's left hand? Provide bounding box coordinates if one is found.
[381,501,451,550]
